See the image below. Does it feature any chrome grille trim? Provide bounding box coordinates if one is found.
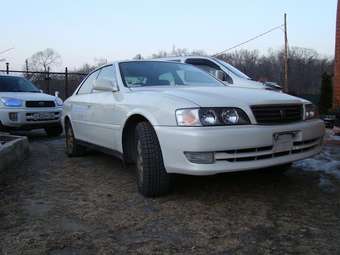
[215,137,321,162]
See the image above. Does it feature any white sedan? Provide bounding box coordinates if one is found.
[63,61,325,197]
[0,75,63,136]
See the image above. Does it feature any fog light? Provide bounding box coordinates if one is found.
[184,152,215,164]
[9,112,18,121]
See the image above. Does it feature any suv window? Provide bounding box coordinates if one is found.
[185,58,233,84]
[78,70,100,94]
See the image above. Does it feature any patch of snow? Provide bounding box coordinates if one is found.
[293,148,340,179]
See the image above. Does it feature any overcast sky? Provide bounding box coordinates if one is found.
[0,0,337,70]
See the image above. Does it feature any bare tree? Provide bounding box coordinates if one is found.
[27,48,62,72]
[133,54,143,60]
[217,47,333,100]
[151,46,207,58]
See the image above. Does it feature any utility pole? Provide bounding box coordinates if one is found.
[283,13,289,93]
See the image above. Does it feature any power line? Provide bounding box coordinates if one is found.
[212,25,284,57]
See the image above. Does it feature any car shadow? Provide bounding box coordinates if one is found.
[9,129,64,142]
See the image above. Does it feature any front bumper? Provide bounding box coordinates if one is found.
[155,119,325,175]
[0,107,62,130]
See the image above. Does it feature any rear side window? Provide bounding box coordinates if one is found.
[77,70,100,94]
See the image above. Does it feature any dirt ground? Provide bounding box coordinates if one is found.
[1,131,340,255]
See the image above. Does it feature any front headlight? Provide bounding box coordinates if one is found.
[176,107,250,126]
[55,97,63,106]
[304,104,318,120]
[0,97,23,107]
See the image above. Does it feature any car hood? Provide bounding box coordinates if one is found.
[0,92,56,101]
[130,86,308,107]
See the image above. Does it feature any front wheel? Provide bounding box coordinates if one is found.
[45,124,63,137]
[135,121,173,197]
[65,121,86,157]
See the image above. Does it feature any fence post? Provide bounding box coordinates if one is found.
[47,67,50,95]
[25,59,29,73]
[65,67,68,99]
[6,62,9,74]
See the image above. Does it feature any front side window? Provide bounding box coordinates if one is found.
[97,65,117,83]
[119,61,222,87]
[77,70,100,94]
[0,76,40,92]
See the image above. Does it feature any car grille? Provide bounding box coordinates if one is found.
[215,137,321,162]
[26,101,55,108]
[251,104,303,124]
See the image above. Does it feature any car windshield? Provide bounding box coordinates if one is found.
[213,58,251,80]
[0,76,40,92]
[119,61,223,87]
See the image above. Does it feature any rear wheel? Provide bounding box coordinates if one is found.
[135,121,173,197]
[65,121,86,157]
[45,125,63,137]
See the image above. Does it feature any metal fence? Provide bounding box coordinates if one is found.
[0,63,88,100]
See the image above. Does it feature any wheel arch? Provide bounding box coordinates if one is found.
[121,113,154,164]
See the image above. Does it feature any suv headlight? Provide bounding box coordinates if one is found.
[55,97,63,106]
[0,97,23,107]
[176,108,250,126]
[304,104,318,120]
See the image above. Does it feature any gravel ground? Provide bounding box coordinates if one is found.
[1,131,340,255]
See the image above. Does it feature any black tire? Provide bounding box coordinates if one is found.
[45,124,63,137]
[65,121,86,157]
[135,121,173,197]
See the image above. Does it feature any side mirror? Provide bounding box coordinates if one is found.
[93,79,118,92]
[54,91,60,97]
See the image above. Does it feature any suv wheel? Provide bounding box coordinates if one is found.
[45,125,63,137]
[135,121,173,197]
[65,121,86,157]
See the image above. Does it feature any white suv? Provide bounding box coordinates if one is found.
[63,61,324,197]
[0,75,63,136]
